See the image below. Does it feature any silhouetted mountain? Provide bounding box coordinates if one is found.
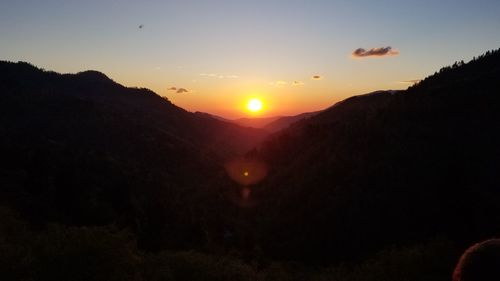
[203,111,321,133]
[245,48,500,263]
[194,111,233,123]
[0,61,267,250]
[263,111,320,132]
[0,62,268,159]
[232,116,282,128]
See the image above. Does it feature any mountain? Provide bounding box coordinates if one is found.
[0,62,269,159]
[242,48,500,263]
[262,111,320,132]
[194,111,233,123]
[2,49,500,280]
[0,61,268,250]
[232,116,282,128]
[208,111,321,133]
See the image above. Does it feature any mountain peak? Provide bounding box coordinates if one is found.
[75,70,110,80]
[71,70,116,86]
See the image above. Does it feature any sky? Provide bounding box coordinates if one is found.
[2,0,500,118]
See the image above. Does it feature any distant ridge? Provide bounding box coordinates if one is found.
[262,111,320,132]
[196,111,322,133]
[232,116,282,128]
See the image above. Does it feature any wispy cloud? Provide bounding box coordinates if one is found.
[352,46,399,58]
[399,79,421,84]
[200,73,239,79]
[292,80,304,86]
[311,75,322,80]
[200,73,216,77]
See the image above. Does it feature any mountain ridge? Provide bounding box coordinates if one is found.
[244,48,500,263]
[0,60,269,159]
[196,111,322,133]
[0,60,270,251]
[1,49,500,276]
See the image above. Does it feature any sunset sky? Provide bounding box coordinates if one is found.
[2,0,500,118]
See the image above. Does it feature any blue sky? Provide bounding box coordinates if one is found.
[2,0,500,117]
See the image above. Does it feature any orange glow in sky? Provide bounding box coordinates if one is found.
[4,2,498,119]
[246,98,263,112]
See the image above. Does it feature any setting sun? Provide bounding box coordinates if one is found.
[247,98,263,112]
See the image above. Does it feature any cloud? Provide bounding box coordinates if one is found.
[399,79,421,84]
[292,80,304,86]
[168,86,190,93]
[311,75,322,80]
[200,73,216,77]
[176,88,189,93]
[200,73,239,79]
[352,46,399,58]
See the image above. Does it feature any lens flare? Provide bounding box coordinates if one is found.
[224,158,268,206]
[224,158,268,186]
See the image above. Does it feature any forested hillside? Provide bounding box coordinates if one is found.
[1,49,500,280]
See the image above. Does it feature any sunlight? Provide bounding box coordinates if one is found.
[247,98,263,112]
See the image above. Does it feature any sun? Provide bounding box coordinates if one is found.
[247,98,263,112]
